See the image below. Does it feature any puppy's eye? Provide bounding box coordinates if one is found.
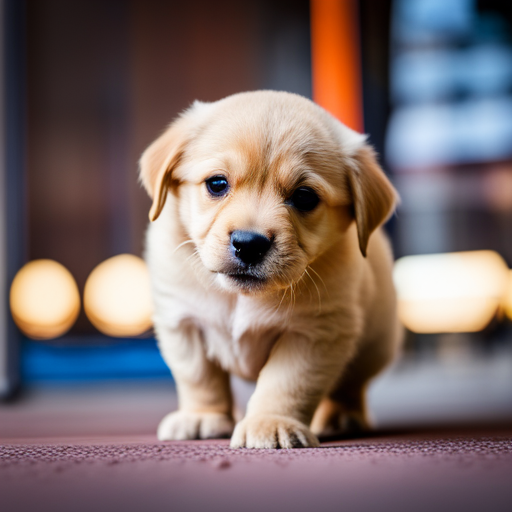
[288,187,320,212]
[205,175,229,197]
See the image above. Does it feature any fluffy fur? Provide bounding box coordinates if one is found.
[140,91,401,448]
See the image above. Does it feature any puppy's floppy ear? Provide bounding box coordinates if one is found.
[139,101,212,221]
[346,145,399,257]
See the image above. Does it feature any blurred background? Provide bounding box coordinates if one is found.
[1,0,512,438]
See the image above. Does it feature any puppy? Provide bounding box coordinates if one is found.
[140,91,401,448]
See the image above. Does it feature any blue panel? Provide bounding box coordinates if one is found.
[22,338,173,382]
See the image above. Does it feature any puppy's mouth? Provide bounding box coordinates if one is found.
[216,268,269,292]
[225,272,266,285]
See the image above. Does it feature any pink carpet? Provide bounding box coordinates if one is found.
[2,429,511,512]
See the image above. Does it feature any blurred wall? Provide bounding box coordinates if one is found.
[26,0,311,335]
[386,0,512,263]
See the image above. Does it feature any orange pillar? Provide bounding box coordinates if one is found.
[310,0,364,132]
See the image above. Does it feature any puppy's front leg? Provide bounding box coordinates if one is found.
[231,331,355,448]
[156,323,234,441]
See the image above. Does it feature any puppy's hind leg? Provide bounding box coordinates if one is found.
[310,338,396,438]
[310,381,371,439]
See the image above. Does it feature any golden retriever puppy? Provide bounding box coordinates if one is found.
[140,91,401,448]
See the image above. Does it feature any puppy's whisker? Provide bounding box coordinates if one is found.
[184,249,210,284]
[304,267,322,314]
[287,282,296,318]
[296,268,313,304]
[176,244,210,285]
[270,269,294,318]
[307,265,328,295]
[275,286,289,315]
[172,239,195,255]
[295,267,310,296]
[184,248,200,265]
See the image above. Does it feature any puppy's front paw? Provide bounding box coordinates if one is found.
[157,411,234,441]
[230,414,319,449]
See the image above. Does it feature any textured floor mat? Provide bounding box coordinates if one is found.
[2,431,512,512]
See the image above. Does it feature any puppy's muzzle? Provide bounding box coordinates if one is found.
[230,230,272,266]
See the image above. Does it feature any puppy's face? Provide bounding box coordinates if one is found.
[175,129,351,294]
[140,92,397,295]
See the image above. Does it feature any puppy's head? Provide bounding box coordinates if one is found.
[140,91,398,294]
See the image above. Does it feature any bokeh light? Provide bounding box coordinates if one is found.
[10,260,81,339]
[394,251,509,334]
[504,270,512,322]
[83,254,153,337]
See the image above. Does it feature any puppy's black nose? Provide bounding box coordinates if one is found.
[231,230,272,265]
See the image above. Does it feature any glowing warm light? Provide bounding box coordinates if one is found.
[394,251,509,333]
[84,254,153,337]
[504,270,512,321]
[10,260,80,339]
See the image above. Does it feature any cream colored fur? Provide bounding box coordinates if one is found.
[140,91,401,448]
